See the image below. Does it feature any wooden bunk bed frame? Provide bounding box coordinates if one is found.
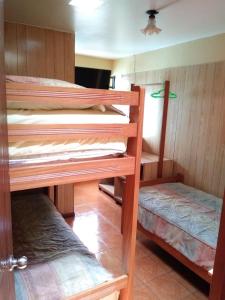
[6,82,145,300]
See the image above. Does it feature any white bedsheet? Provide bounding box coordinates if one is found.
[8,109,129,164]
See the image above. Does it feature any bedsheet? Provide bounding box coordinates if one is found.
[138,182,222,271]
[12,193,119,300]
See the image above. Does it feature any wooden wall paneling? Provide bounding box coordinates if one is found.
[194,64,216,190]
[164,67,184,162]
[17,24,27,75]
[183,65,202,187]
[206,62,225,196]
[126,60,225,197]
[4,22,17,74]
[26,25,46,77]
[4,22,75,81]
[64,32,74,82]
[54,31,65,80]
[45,29,55,79]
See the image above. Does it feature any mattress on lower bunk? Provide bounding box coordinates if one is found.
[8,108,129,165]
[12,193,119,300]
[138,182,222,271]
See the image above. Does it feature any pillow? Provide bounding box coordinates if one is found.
[6,75,106,112]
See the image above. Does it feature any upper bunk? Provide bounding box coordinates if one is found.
[6,76,145,192]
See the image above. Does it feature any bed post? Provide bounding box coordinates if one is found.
[157,80,170,178]
[209,190,225,300]
[120,85,145,300]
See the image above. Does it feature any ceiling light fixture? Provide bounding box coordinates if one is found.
[69,0,103,10]
[141,10,162,35]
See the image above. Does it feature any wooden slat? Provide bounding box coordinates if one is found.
[9,156,135,191]
[64,32,74,83]
[6,83,139,106]
[26,25,46,77]
[17,24,27,75]
[4,22,17,74]
[54,31,65,80]
[8,123,137,141]
[45,29,55,79]
[67,275,127,300]
[4,22,75,82]
[140,173,184,187]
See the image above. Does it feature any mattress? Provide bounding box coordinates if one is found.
[138,182,222,271]
[12,193,119,300]
[8,108,129,165]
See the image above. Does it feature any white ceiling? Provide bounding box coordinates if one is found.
[5,0,225,59]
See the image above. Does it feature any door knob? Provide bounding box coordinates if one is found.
[0,255,28,272]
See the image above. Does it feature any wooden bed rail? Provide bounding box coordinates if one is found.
[9,156,136,191]
[140,173,184,187]
[67,275,127,300]
[6,82,139,106]
[8,123,137,142]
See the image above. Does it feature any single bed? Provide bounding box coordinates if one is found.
[138,181,222,283]
[12,192,119,300]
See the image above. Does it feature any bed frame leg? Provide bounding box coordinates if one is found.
[119,175,138,300]
[120,85,145,300]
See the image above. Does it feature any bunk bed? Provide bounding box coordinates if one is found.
[6,75,145,300]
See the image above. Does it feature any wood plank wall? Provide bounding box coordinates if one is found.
[123,61,225,197]
[4,22,76,215]
[4,22,75,82]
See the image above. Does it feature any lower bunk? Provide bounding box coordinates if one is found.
[12,192,124,300]
[138,179,223,284]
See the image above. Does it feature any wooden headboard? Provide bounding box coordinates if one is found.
[4,22,75,82]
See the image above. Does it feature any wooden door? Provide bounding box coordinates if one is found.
[0,1,15,299]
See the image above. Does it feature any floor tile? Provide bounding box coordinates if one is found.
[133,277,159,300]
[148,273,191,300]
[95,251,123,277]
[65,187,210,300]
[135,254,171,283]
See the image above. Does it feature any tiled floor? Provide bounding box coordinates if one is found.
[66,182,209,300]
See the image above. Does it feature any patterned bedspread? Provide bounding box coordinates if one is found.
[12,193,118,300]
[138,183,222,271]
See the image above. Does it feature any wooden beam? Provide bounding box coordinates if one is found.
[209,190,225,300]
[157,80,170,178]
[6,82,139,106]
[10,156,136,191]
[140,173,184,187]
[120,85,145,300]
[66,275,127,300]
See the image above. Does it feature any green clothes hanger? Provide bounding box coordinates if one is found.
[151,85,177,99]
